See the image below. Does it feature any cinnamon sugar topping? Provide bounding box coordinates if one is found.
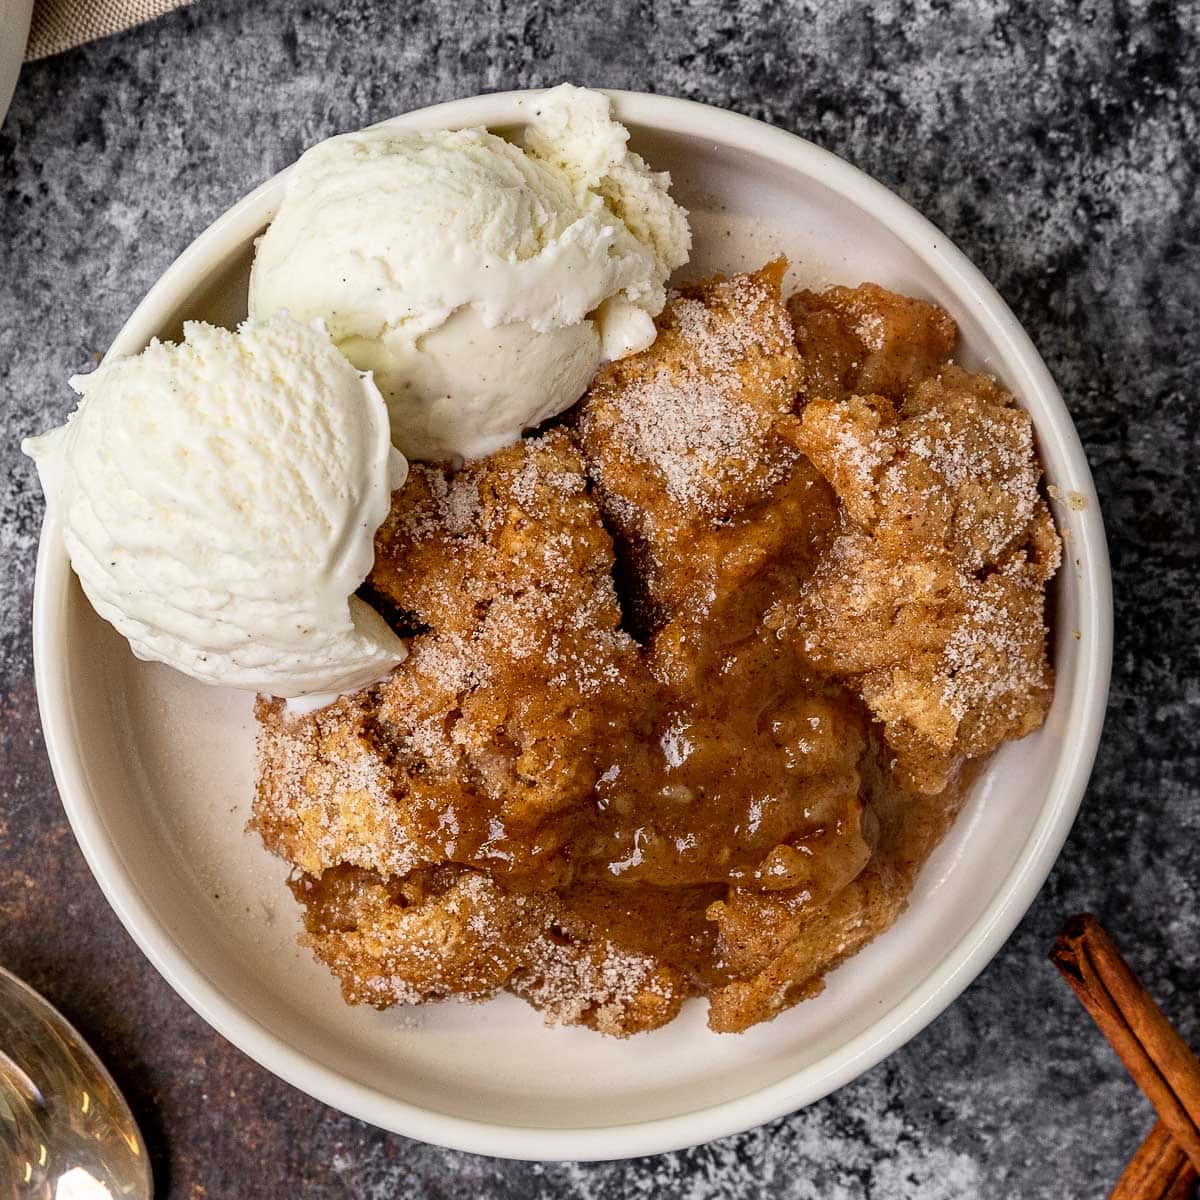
[253,267,1060,1036]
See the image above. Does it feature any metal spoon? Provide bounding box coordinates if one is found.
[0,966,151,1199]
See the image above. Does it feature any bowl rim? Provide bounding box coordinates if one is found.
[31,87,1113,1161]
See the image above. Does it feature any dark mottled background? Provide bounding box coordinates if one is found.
[2,1,1198,1196]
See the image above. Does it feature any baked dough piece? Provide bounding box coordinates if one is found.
[292,864,691,1036]
[788,281,957,404]
[792,359,1060,793]
[578,261,819,637]
[255,429,648,888]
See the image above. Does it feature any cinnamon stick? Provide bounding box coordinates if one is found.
[1109,1121,1198,1200]
[1050,914,1200,1176]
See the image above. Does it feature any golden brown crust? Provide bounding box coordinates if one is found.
[253,269,1059,1035]
[792,349,1060,793]
[578,261,810,635]
[788,281,958,403]
[292,864,691,1035]
[256,430,647,888]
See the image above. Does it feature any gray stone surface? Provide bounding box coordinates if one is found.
[1,1,1198,1195]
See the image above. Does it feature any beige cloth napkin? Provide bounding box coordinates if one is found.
[25,0,192,61]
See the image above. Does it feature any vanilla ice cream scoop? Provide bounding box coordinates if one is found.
[23,315,408,697]
[248,83,691,461]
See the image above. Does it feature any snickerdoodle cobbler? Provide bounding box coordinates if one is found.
[253,261,1059,1036]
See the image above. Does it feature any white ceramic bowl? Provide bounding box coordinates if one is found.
[32,90,1112,1161]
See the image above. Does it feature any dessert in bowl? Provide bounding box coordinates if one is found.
[29,88,1110,1159]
